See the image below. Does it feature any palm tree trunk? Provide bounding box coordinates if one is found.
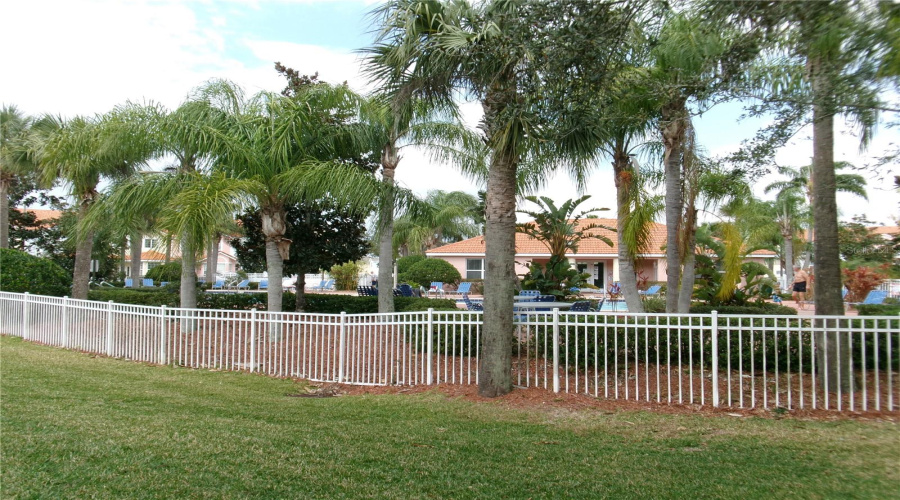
[71,200,95,299]
[661,100,686,313]
[118,237,126,278]
[295,273,307,312]
[479,147,517,398]
[205,236,218,284]
[164,237,172,264]
[130,232,142,287]
[180,236,197,309]
[266,239,283,315]
[0,178,9,249]
[810,54,852,393]
[613,151,643,313]
[784,232,794,288]
[179,236,198,332]
[677,226,697,313]
[378,144,398,313]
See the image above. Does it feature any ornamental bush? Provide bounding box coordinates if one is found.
[145,262,182,283]
[397,255,426,274]
[400,258,461,287]
[0,248,71,297]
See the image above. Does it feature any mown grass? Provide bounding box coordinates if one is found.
[2,335,897,499]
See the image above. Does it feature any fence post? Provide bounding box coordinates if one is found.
[711,310,719,408]
[427,308,434,385]
[249,308,257,373]
[338,312,347,383]
[62,296,69,348]
[106,300,115,356]
[553,308,560,394]
[22,292,30,340]
[158,305,168,365]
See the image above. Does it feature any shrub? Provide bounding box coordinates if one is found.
[330,261,361,290]
[145,262,182,283]
[87,289,180,307]
[397,255,426,274]
[689,303,797,315]
[400,258,461,287]
[842,264,889,303]
[857,304,900,316]
[299,294,457,314]
[0,248,71,297]
[641,296,666,313]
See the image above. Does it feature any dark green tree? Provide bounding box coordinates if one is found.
[231,200,369,311]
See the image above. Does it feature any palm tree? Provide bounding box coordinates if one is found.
[393,190,480,256]
[1,105,34,249]
[764,162,868,270]
[30,113,153,299]
[367,0,637,396]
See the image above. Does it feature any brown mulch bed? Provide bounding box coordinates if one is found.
[330,381,899,422]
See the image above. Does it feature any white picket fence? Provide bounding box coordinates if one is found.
[1,291,897,413]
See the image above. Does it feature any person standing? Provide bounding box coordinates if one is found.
[792,265,809,310]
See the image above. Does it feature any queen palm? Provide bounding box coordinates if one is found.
[367,0,637,396]
[393,190,480,256]
[0,105,34,250]
[764,162,868,271]
[30,113,153,299]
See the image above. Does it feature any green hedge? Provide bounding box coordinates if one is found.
[857,304,900,316]
[87,289,180,307]
[689,303,798,315]
[0,249,71,297]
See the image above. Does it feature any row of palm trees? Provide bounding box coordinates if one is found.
[2,0,892,396]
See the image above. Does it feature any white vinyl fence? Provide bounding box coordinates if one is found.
[2,291,897,413]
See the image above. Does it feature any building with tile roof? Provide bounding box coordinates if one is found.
[426,218,778,290]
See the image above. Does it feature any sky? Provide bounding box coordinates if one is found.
[2,0,898,226]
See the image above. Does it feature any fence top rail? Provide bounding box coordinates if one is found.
[3,292,899,323]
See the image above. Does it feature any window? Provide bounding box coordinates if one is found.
[466,259,484,280]
[143,238,158,249]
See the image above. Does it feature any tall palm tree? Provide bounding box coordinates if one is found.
[367,0,638,396]
[393,190,480,256]
[0,105,34,249]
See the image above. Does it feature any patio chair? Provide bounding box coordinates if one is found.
[259,280,268,290]
[534,294,556,312]
[212,279,225,290]
[449,282,473,297]
[428,282,445,297]
[234,279,250,290]
[124,278,134,288]
[520,290,540,298]
[569,300,592,312]
[398,284,414,297]
[639,285,662,297]
[322,279,334,291]
[848,290,888,308]
[160,282,169,287]
[309,280,326,291]
[142,278,154,287]
[357,286,377,297]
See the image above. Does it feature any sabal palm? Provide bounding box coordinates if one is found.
[0,105,34,249]
[516,196,613,259]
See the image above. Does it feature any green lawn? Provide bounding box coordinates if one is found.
[2,335,897,499]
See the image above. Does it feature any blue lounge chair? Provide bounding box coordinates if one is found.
[534,294,556,312]
[449,282,473,297]
[160,282,169,287]
[322,279,334,291]
[639,285,662,296]
[259,280,268,290]
[143,278,155,287]
[463,295,483,311]
[124,278,133,288]
[357,286,377,296]
[234,279,250,290]
[520,290,540,298]
[849,290,888,308]
[212,279,225,290]
[310,279,327,291]
[399,284,414,297]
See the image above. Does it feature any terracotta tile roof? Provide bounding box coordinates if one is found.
[428,218,664,256]
[427,218,779,258]
[870,226,899,236]
[124,251,170,262]
[21,208,63,221]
